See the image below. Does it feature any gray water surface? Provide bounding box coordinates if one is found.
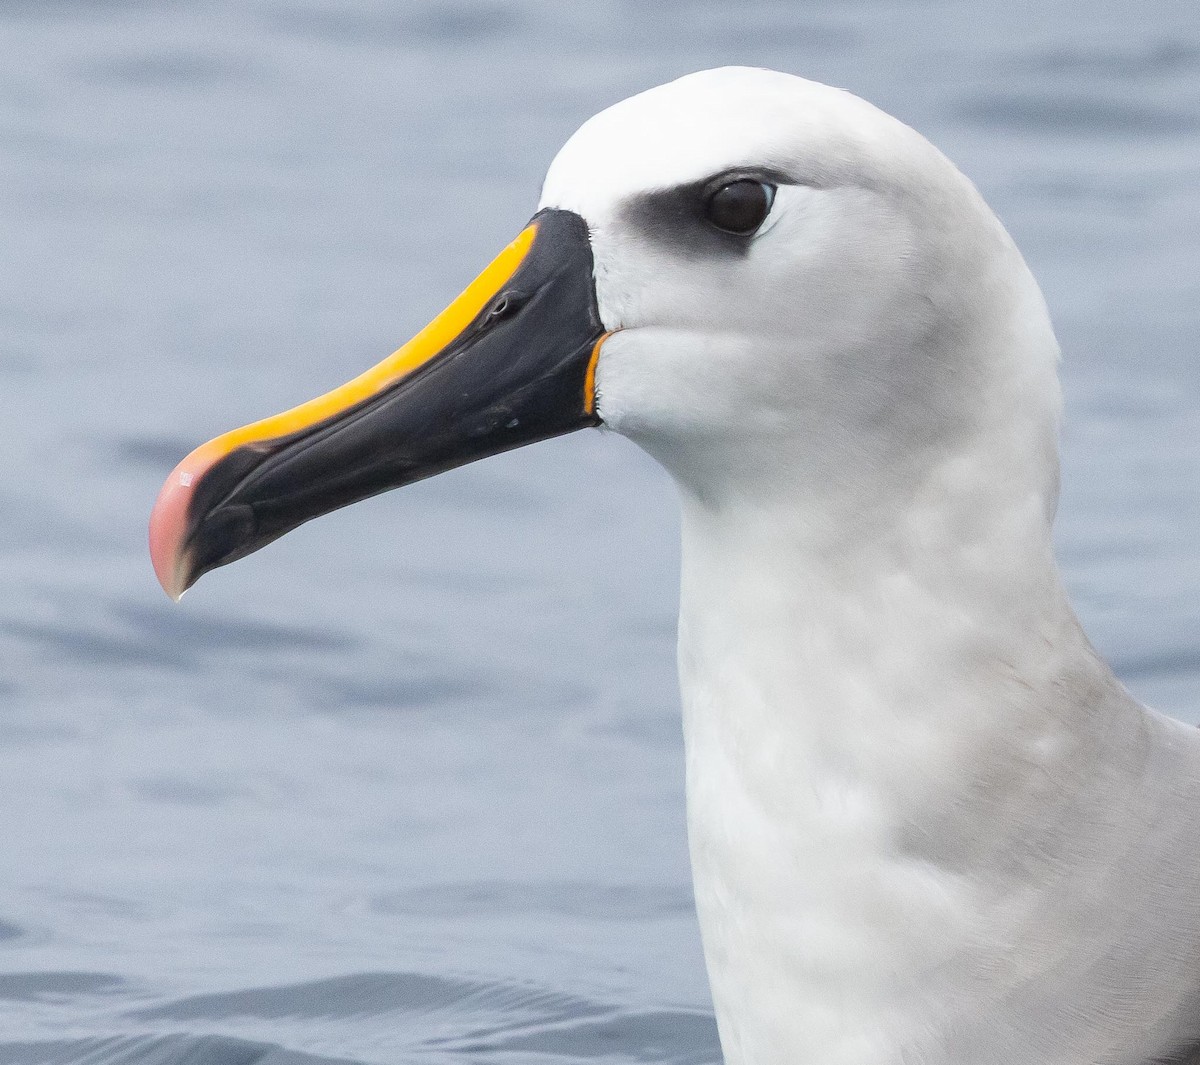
[1,1,1199,1062]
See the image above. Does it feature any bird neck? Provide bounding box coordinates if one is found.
[675,469,1099,826]
[671,311,1087,803]
[672,442,1132,1065]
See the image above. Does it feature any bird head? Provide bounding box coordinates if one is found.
[150,67,1060,600]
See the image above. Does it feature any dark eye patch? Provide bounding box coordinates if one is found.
[620,166,791,260]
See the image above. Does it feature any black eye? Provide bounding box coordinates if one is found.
[703,179,775,235]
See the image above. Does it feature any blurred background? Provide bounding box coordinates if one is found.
[1,0,1198,1061]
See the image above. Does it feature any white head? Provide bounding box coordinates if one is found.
[155,67,1063,609]
[541,67,1062,553]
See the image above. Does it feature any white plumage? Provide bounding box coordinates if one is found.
[542,68,1200,1065]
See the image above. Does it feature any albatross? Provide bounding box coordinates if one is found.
[149,67,1200,1065]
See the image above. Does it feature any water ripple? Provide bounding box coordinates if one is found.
[0,972,126,1002]
[121,973,720,1064]
[129,971,597,1024]
[373,881,694,921]
[0,1035,361,1065]
[958,94,1200,136]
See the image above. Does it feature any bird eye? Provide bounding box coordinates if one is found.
[703,179,775,235]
